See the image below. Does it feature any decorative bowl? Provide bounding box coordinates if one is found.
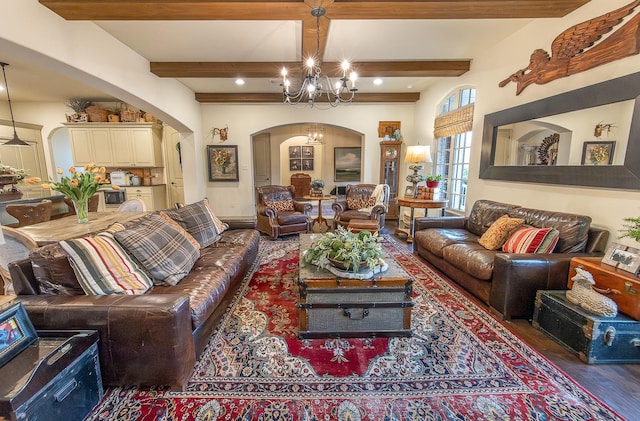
[328,257,368,271]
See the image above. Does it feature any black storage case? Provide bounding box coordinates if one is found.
[533,290,640,364]
[0,330,103,420]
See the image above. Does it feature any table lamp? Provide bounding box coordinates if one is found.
[404,145,432,197]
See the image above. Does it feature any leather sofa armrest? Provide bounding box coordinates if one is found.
[223,220,257,230]
[370,204,386,216]
[332,201,347,213]
[19,294,195,389]
[489,252,603,320]
[414,216,466,232]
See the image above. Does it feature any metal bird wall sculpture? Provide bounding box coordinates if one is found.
[500,0,640,95]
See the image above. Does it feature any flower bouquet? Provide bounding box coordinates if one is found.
[42,163,112,223]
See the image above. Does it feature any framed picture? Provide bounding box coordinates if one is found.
[334,147,362,182]
[289,159,301,171]
[404,185,415,197]
[378,121,401,138]
[581,141,615,165]
[0,302,37,367]
[289,146,301,159]
[302,159,314,171]
[207,145,239,182]
[302,146,314,158]
[601,242,640,274]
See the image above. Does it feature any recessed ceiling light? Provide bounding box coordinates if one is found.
[407,84,413,89]
[373,78,383,86]
[235,79,245,86]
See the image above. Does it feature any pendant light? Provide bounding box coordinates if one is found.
[0,62,30,146]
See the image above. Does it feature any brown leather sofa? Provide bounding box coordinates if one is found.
[9,220,260,390]
[413,200,609,320]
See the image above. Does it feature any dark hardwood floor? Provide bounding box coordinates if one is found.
[383,222,640,420]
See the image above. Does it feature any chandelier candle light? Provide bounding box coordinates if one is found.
[281,7,357,108]
[405,145,432,198]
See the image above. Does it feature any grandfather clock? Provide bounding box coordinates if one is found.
[379,140,403,219]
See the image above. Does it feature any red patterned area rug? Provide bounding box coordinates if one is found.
[88,237,622,420]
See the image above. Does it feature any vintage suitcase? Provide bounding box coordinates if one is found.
[298,277,413,339]
[569,257,640,320]
[0,329,103,420]
[533,290,640,364]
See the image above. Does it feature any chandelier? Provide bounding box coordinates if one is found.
[281,7,357,108]
[307,126,324,144]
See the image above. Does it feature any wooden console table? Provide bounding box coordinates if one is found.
[17,212,147,246]
[395,197,448,243]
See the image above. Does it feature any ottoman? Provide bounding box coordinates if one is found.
[347,219,380,234]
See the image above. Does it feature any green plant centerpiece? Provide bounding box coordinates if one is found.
[302,226,384,274]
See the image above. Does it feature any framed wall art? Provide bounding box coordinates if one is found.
[581,141,615,165]
[334,147,362,182]
[378,121,401,138]
[289,146,301,159]
[0,302,37,367]
[302,146,314,158]
[207,145,239,181]
[302,159,314,171]
[289,159,301,171]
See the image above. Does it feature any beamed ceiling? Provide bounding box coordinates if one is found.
[36,0,590,104]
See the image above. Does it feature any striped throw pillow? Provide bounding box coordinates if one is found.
[114,214,200,286]
[502,226,560,254]
[59,232,153,295]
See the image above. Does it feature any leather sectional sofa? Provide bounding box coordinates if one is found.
[9,215,259,390]
[413,200,609,320]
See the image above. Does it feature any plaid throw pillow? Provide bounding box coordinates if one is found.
[203,198,229,234]
[60,232,153,295]
[114,214,200,286]
[347,197,376,210]
[161,199,222,248]
[264,199,295,212]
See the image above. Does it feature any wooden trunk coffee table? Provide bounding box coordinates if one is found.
[298,234,413,339]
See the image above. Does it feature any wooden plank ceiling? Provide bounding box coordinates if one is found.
[39,0,590,103]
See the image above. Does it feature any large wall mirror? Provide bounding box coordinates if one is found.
[480,71,640,190]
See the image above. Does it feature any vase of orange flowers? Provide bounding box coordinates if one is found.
[43,163,110,223]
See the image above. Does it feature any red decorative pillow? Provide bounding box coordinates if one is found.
[264,199,295,212]
[502,226,560,254]
[347,197,376,210]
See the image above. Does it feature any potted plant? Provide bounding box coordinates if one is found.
[620,217,640,243]
[310,179,325,196]
[302,226,383,273]
[426,174,442,188]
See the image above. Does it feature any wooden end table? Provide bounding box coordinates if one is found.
[395,197,448,243]
[303,195,335,233]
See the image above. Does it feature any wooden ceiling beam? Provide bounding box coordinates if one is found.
[151,60,471,78]
[195,92,421,103]
[39,1,589,21]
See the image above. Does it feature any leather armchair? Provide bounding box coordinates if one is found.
[256,185,311,239]
[332,184,389,230]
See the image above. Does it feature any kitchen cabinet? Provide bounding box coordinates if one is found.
[124,185,166,211]
[66,123,163,167]
[379,141,403,219]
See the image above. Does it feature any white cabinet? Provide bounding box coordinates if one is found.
[124,185,166,211]
[67,123,163,167]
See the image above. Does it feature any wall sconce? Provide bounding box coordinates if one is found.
[594,122,614,138]
[212,125,229,141]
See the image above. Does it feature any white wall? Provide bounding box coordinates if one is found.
[201,103,415,217]
[415,0,640,248]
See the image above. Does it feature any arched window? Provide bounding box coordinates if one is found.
[433,87,475,212]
